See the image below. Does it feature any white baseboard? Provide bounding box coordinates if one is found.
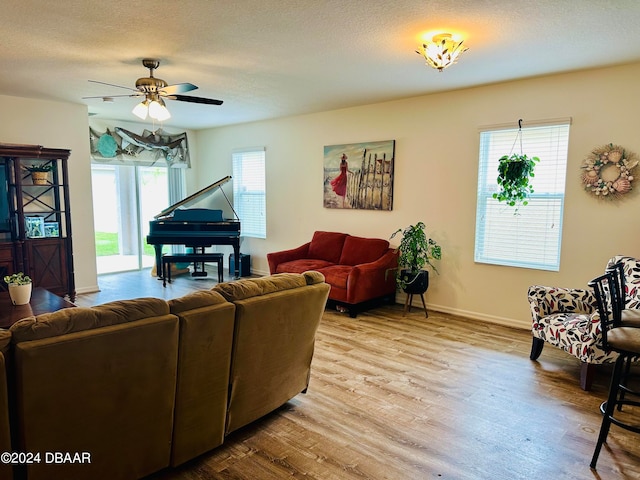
[233,270,532,331]
[75,285,100,294]
[397,292,530,331]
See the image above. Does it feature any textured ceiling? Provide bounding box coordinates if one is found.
[2,0,640,129]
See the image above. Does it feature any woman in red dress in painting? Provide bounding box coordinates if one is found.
[330,153,349,207]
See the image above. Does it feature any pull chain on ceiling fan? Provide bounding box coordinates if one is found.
[84,58,224,121]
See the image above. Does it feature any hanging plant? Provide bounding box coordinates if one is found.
[492,119,540,208]
[493,153,540,207]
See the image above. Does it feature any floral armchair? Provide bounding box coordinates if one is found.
[528,255,640,390]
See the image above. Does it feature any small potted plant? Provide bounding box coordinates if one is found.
[390,222,442,294]
[4,272,33,305]
[24,163,56,185]
[493,153,539,208]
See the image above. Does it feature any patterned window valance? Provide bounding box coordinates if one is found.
[89,127,191,168]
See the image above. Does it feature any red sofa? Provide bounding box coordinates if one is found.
[267,231,398,317]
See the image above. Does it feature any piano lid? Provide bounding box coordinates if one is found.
[154,175,236,220]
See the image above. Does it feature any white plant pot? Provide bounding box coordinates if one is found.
[8,283,32,305]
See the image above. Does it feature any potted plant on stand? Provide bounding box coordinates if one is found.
[24,163,56,185]
[4,272,33,305]
[390,222,441,317]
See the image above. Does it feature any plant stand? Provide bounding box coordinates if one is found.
[403,292,428,318]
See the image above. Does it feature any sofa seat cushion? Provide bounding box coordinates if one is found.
[318,265,352,290]
[339,235,390,266]
[275,259,335,274]
[307,231,348,263]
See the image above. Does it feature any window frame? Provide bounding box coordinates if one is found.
[232,147,266,239]
[474,120,571,271]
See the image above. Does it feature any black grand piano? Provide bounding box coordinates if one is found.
[146,176,241,279]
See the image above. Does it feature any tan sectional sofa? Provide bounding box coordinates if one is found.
[0,331,12,480]
[0,272,330,480]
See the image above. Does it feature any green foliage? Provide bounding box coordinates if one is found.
[493,153,540,207]
[95,232,156,257]
[95,232,120,256]
[4,272,32,285]
[390,222,441,289]
[25,163,56,172]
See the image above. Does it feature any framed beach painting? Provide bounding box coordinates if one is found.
[323,140,395,210]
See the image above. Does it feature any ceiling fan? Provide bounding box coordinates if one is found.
[85,58,223,121]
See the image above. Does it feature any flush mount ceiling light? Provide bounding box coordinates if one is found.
[416,33,468,72]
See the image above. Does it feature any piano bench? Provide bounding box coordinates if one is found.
[162,253,224,286]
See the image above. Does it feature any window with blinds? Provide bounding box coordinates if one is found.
[232,148,266,239]
[474,121,570,271]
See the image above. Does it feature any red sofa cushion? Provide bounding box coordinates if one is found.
[307,231,348,263]
[339,235,390,266]
[317,265,351,302]
[275,259,335,274]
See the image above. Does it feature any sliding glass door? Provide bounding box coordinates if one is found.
[91,164,170,274]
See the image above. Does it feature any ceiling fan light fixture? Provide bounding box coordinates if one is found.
[148,98,171,121]
[417,33,468,72]
[132,100,149,120]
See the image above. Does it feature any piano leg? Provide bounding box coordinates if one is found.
[232,243,241,279]
[154,244,164,279]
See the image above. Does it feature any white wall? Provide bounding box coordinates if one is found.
[0,95,98,294]
[0,99,200,295]
[195,62,640,329]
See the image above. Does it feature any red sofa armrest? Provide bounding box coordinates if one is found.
[347,249,399,304]
[267,242,311,273]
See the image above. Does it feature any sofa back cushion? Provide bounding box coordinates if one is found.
[212,272,321,302]
[167,290,236,467]
[225,280,330,434]
[307,231,348,263]
[10,297,170,343]
[13,313,178,480]
[167,289,228,314]
[339,235,390,266]
[0,348,10,480]
[0,330,10,358]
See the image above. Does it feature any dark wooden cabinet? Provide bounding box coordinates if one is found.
[0,242,15,293]
[0,144,75,300]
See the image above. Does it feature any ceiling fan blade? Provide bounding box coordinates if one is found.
[167,94,224,105]
[160,83,198,95]
[82,93,142,99]
[88,80,139,92]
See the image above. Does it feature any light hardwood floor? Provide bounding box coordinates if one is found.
[76,269,640,479]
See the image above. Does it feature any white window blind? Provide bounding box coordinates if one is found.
[474,121,570,271]
[232,148,266,239]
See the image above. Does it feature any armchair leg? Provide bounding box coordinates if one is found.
[580,362,596,391]
[529,337,545,361]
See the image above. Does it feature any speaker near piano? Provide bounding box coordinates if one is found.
[229,254,251,277]
[146,176,243,279]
